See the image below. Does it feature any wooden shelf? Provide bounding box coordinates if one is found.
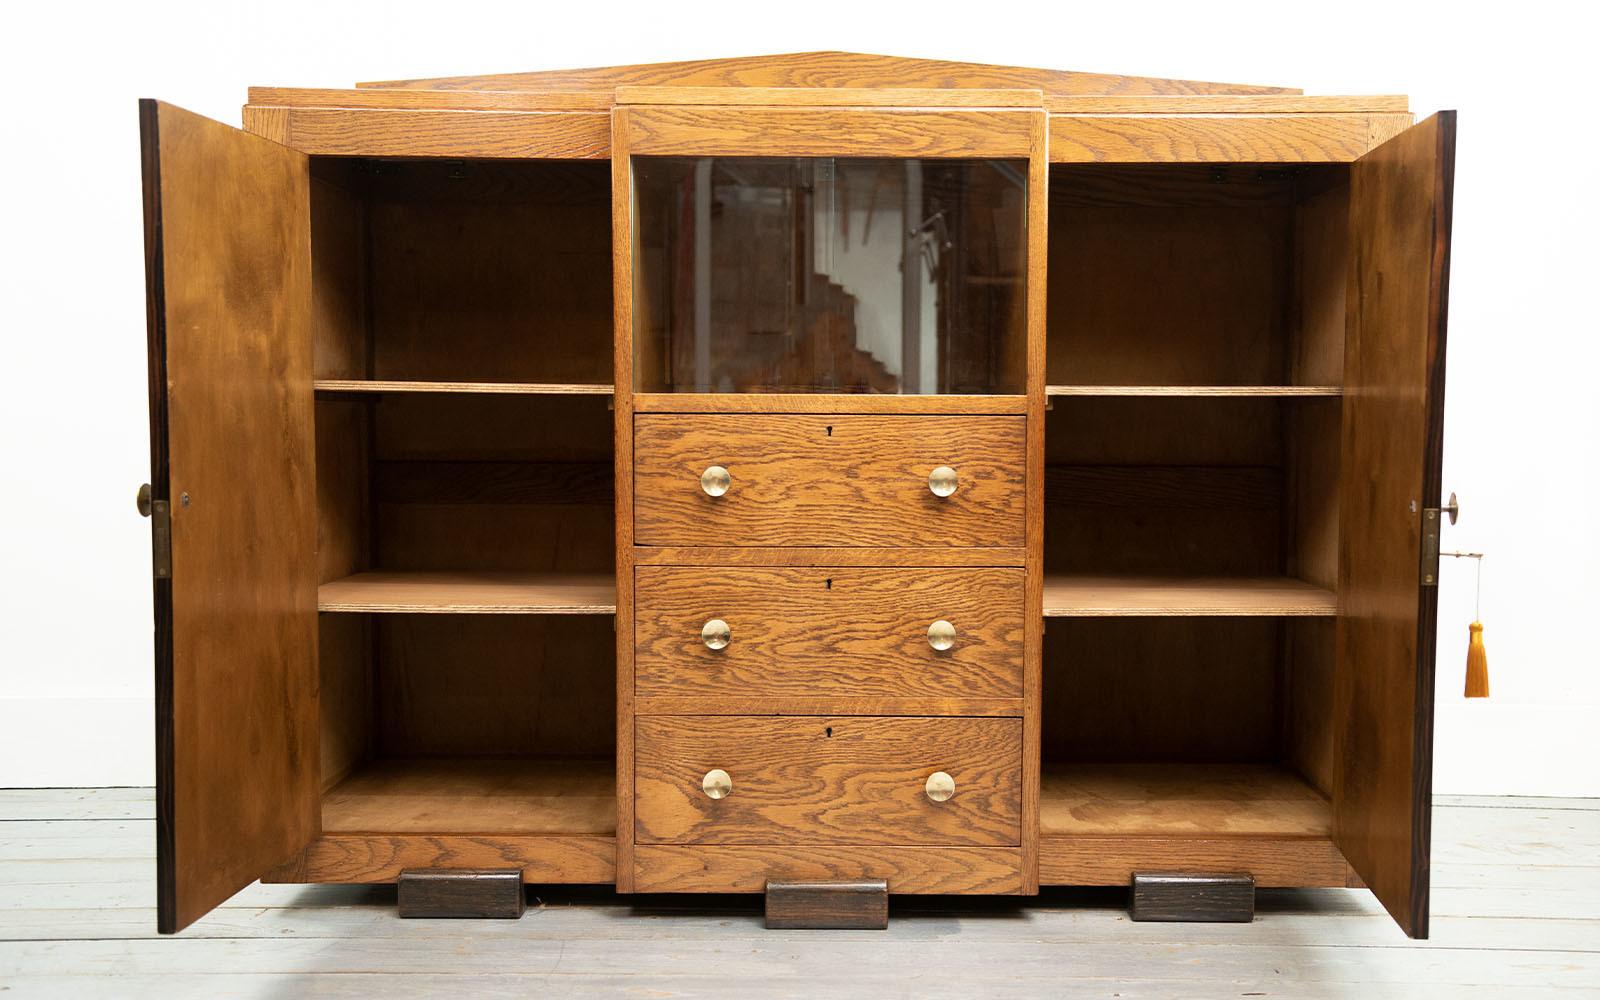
[1042,574,1336,617]
[318,571,617,614]
[1041,763,1330,837]
[321,757,615,835]
[314,379,613,396]
[1046,385,1341,397]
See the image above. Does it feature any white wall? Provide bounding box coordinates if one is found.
[1,0,1594,792]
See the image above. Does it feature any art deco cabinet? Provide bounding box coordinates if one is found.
[137,52,1455,937]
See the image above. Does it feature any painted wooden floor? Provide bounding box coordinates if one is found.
[0,791,1597,998]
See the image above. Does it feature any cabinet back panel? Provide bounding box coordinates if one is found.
[374,615,616,757]
[1285,617,1337,798]
[1042,618,1280,762]
[1291,176,1349,387]
[315,400,371,583]
[318,614,372,792]
[307,159,613,385]
[1047,165,1292,386]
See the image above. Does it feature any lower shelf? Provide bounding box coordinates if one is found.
[322,756,616,835]
[1039,763,1354,888]
[317,571,617,614]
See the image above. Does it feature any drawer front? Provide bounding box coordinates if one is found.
[634,566,1024,699]
[634,716,1022,846]
[632,414,1026,547]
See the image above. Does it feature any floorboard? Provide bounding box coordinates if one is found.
[0,790,1596,998]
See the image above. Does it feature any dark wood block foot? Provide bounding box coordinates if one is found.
[397,868,525,919]
[765,879,889,929]
[1130,872,1254,923]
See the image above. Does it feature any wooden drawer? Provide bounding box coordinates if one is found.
[632,414,1026,547]
[634,566,1024,700]
[634,716,1022,846]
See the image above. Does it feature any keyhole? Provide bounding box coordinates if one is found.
[825,425,833,437]
[824,578,832,590]
[825,727,833,738]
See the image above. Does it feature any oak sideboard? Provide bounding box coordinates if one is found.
[137,51,1455,936]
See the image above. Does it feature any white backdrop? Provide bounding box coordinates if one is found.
[1,0,1594,793]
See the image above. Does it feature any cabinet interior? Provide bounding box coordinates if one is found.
[1040,163,1350,844]
[308,156,618,834]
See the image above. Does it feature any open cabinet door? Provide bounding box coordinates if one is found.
[140,100,319,934]
[1333,111,1456,939]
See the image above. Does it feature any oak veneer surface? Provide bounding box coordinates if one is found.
[358,50,1300,96]
[1040,764,1331,837]
[318,571,616,614]
[634,716,1022,847]
[142,101,319,935]
[265,833,616,885]
[624,106,1037,158]
[633,414,1026,547]
[1039,834,1353,888]
[634,566,1024,699]
[1042,575,1336,617]
[1333,112,1455,939]
[315,380,612,395]
[320,757,615,835]
[1048,114,1375,163]
[633,845,1023,894]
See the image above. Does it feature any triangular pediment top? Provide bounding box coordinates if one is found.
[357,50,1299,97]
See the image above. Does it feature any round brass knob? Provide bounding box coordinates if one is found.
[702,768,732,799]
[927,619,956,651]
[700,465,731,497]
[928,466,958,498]
[702,618,731,650]
[136,483,153,517]
[925,771,955,802]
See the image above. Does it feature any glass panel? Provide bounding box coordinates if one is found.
[632,157,1028,394]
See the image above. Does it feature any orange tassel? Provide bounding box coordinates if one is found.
[1464,621,1489,698]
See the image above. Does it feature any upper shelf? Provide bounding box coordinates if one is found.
[314,380,613,396]
[1046,385,1341,398]
[318,571,617,615]
[1043,574,1336,617]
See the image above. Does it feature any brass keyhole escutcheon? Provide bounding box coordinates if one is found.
[700,465,731,497]
[928,620,956,651]
[703,768,732,800]
[925,771,955,802]
[928,466,958,498]
[702,618,731,650]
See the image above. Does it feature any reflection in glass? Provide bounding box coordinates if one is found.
[632,157,1028,394]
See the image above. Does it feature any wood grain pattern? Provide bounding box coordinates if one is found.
[633,414,1025,547]
[316,380,612,395]
[634,566,1024,699]
[321,758,613,835]
[1046,385,1340,397]
[766,880,888,929]
[633,845,1023,894]
[249,86,615,111]
[262,833,615,884]
[1046,95,1406,114]
[610,110,639,892]
[1021,117,1049,893]
[1333,112,1455,940]
[397,869,525,919]
[274,108,609,158]
[634,697,1023,718]
[616,86,1043,107]
[141,101,318,935]
[632,546,1027,567]
[1049,114,1374,163]
[624,107,1037,158]
[1041,764,1331,837]
[1042,575,1336,616]
[1040,835,1351,888]
[357,50,1299,97]
[318,571,616,614]
[634,716,1021,846]
[1129,872,1254,922]
[632,393,1026,414]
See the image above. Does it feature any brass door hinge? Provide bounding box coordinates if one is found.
[1420,492,1460,587]
[137,484,171,579]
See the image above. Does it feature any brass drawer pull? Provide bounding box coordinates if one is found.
[700,465,731,497]
[703,768,732,799]
[925,771,955,802]
[702,618,731,650]
[928,465,958,498]
[927,619,956,651]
